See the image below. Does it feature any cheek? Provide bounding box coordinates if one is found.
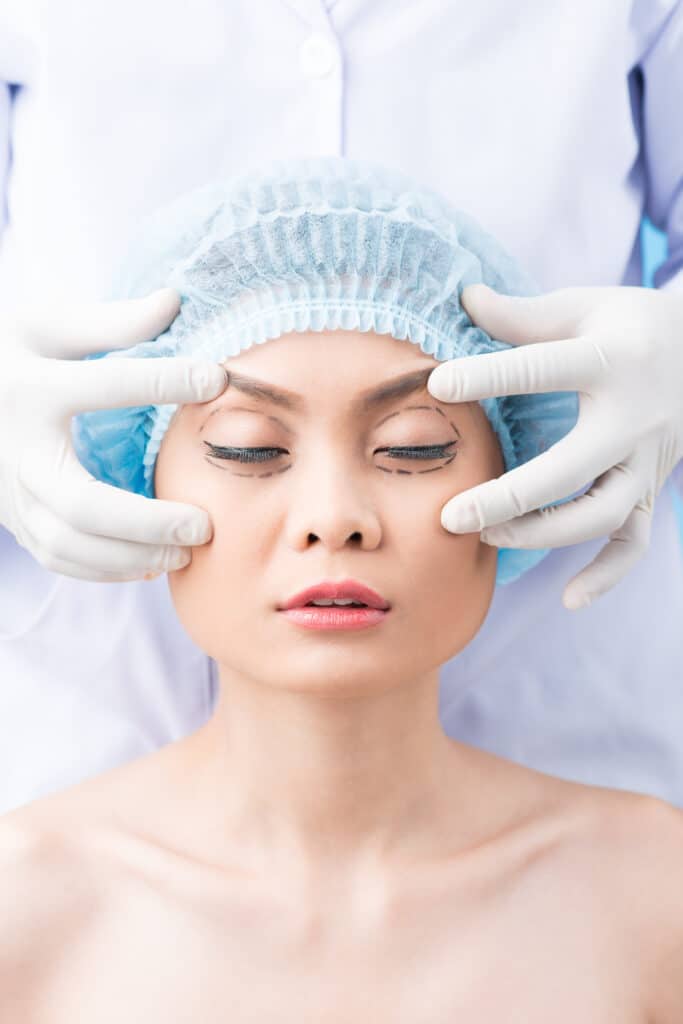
[166,523,260,659]
[414,525,496,617]
[395,438,500,656]
[156,444,263,655]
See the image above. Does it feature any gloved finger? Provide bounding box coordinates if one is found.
[440,415,631,532]
[561,497,654,610]
[427,334,601,404]
[479,452,644,548]
[18,288,181,359]
[19,446,214,548]
[19,497,192,577]
[460,283,620,345]
[52,355,228,414]
[19,537,170,582]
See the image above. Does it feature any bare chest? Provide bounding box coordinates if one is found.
[27,869,645,1024]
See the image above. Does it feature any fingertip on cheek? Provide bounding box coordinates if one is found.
[479,528,502,547]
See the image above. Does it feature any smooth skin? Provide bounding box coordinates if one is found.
[0,330,682,1022]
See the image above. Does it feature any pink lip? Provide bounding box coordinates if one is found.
[278,605,389,631]
[277,578,391,611]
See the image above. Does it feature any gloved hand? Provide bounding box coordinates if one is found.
[0,288,228,582]
[427,283,683,610]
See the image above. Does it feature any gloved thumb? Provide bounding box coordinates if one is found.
[460,283,605,346]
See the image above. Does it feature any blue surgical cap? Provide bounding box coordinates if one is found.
[72,155,578,586]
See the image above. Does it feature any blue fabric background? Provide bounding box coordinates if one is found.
[640,216,668,288]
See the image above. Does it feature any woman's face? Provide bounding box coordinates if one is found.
[155,329,505,696]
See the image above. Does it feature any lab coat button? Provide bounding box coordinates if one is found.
[299,34,337,78]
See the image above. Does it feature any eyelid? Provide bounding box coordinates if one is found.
[200,402,458,437]
[215,397,426,432]
[199,405,294,436]
[202,440,459,466]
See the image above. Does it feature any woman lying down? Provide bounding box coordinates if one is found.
[1,157,681,1022]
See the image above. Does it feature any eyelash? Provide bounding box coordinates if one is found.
[202,441,458,463]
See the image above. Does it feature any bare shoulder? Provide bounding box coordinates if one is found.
[0,811,99,1015]
[0,746,173,963]
[554,785,683,1024]
[0,770,143,999]
[0,806,102,940]
[608,793,683,1024]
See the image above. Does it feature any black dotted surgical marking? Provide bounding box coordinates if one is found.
[255,465,293,478]
[202,396,463,477]
[202,455,292,478]
[386,404,462,441]
[376,453,457,475]
[373,404,461,474]
[404,404,441,414]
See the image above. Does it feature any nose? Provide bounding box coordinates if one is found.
[282,452,382,552]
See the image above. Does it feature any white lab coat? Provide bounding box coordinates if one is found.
[1,0,682,813]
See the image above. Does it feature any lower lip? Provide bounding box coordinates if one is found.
[278,606,390,630]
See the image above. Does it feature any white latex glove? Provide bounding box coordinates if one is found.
[427,283,683,610]
[0,288,228,582]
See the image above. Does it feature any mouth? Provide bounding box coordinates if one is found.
[277,604,391,633]
[277,578,391,611]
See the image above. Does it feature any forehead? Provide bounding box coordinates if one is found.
[213,366,440,414]
[225,327,435,382]
[175,329,448,431]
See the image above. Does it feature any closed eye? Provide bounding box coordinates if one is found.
[375,443,458,460]
[204,444,285,463]
[202,441,458,463]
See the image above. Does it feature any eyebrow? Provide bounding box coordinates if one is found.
[201,367,438,425]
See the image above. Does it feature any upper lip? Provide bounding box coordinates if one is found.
[278,579,391,611]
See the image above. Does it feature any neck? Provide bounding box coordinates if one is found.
[174,661,487,886]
